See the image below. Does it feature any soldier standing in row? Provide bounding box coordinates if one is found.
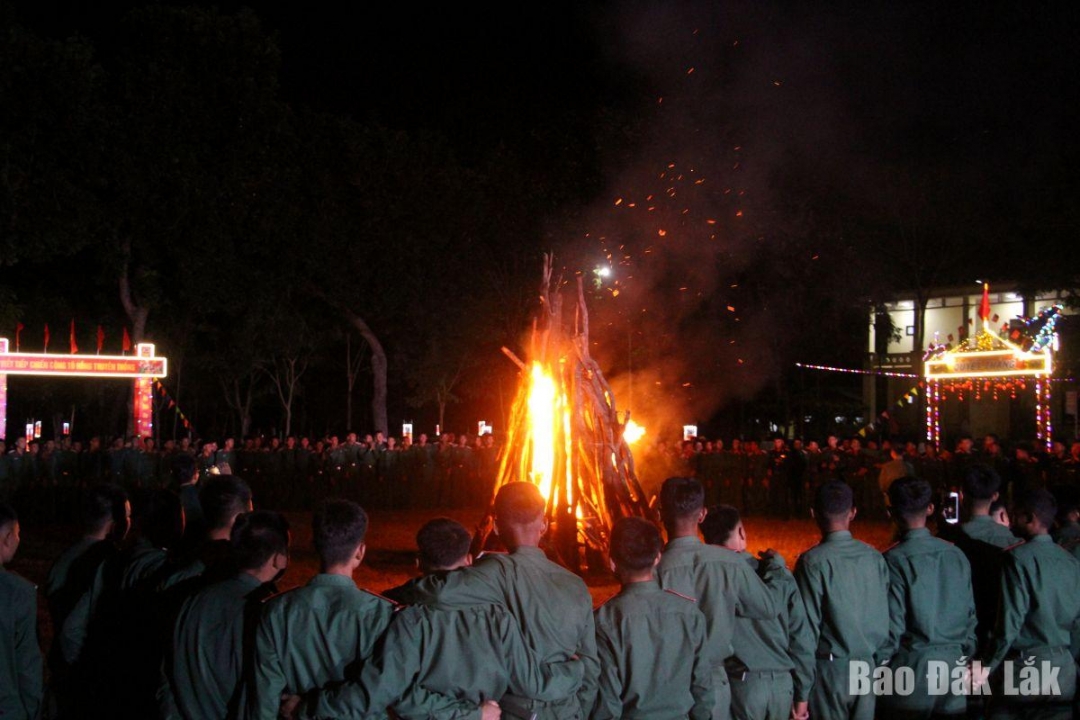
[795,480,890,720]
[657,477,780,720]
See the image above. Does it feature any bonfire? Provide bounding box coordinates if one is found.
[473,255,656,571]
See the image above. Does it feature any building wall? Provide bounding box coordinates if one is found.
[868,287,1070,356]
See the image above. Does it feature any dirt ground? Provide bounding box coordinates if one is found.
[11,507,896,611]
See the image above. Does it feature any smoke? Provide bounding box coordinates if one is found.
[554,1,871,434]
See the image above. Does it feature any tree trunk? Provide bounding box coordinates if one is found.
[345,335,353,431]
[344,311,388,435]
[118,240,149,437]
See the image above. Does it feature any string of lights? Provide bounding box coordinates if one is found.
[794,362,918,378]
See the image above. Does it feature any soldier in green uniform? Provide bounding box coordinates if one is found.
[701,505,814,720]
[286,517,581,720]
[657,477,781,720]
[0,503,41,720]
[404,481,600,719]
[879,476,977,720]
[981,489,1080,720]
[161,511,289,720]
[43,485,130,713]
[594,516,714,719]
[795,480,890,720]
[248,499,395,719]
[960,465,1019,548]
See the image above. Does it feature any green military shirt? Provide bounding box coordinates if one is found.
[411,545,600,719]
[879,528,977,716]
[0,566,42,720]
[657,536,779,668]
[882,528,977,659]
[249,574,395,719]
[306,599,585,719]
[161,572,266,720]
[44,536,97,606]
[794,530,890,663]
[961,514,1018,549]
[593,580,714,720]
[795,531,890,720]
[1054,520,1080,553]
[984,534,1080,671]
[794,533,885,660]
[729,551,815,703]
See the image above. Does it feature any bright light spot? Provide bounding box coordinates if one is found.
[527,362,557,501]
[623,419,645,444]
[596,266,612,278]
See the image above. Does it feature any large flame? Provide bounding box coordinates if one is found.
[526,362,558,501]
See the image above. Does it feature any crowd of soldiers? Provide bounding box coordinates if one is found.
[4,430,1080,719]
[0,431,500,522]
[639,433,1080,521]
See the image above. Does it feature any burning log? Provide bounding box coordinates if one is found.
[474,255,656,572]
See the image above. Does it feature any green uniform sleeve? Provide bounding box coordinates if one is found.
[985,553,1029,672]
[15,584,43,719]
[575,606,600,715]
[883,558,905,665]
[688,609,715,720]
[501,612,584,701]
[591,629,623,720]
[794,558,823,692]
[784,577,816,703]
[156,657,181,720]
[250,617,289,720]
[427,560,505,606]
[737,555,778,620]
[305,615,477,720]
[61,562,105,665]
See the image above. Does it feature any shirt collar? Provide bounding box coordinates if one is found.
[823,530,853,543]
[619,579,662,596]
[665,535,703,550]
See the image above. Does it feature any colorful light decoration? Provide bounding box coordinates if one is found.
[0,337,7,440]
[0,337,166,442]
[924,287,1059,449]
[796,362,918,378]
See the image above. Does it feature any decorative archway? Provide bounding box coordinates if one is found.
[924,285,1058,451]
[0,338,167,441]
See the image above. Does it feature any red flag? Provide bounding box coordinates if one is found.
[96,326,104,354]
[70,319,78,354]
[122,327,132,353]
[979,282,991,323]
[44,323,50,352]
[15,322,24,351]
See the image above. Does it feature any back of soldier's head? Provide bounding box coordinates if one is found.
[887,476,932,521]
[81,484,129,537]
[494,482,545,526]
[231,511,290,572]
[963,464,1001,500]
[814,481,854,520]
[1016,488,1057,530]
[1053,486,1080,522]
[313,499,368,567]
[135,489,185,549]
[0,502,16,534]
[700,504,741,545]
[660,477,704,523]
[415,517,471,571]
[199,475,252,532]
[172,453,196,486]
[610,517,662,572]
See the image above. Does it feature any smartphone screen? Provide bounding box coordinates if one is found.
[943,491,961,524]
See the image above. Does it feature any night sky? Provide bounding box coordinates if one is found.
[4,0,1078,437]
